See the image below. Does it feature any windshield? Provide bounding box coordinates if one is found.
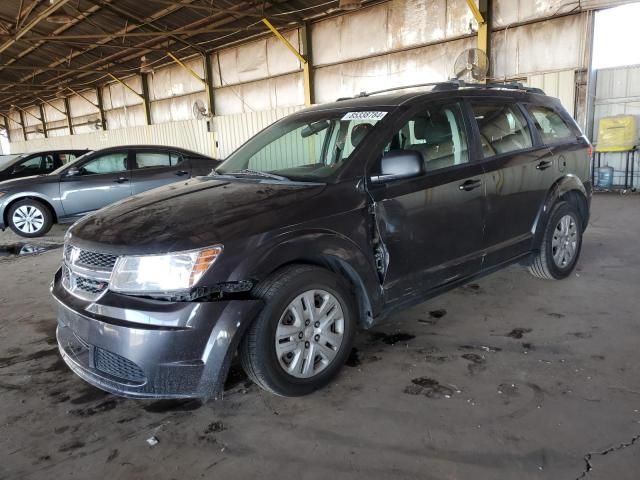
[0,154,23,170]
[216,109,390,181]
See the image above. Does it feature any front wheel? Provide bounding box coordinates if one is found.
[529,201,583,280]
[239,265,356,396]
[7,199,53,238]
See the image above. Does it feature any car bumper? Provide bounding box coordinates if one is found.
[51,268,263,399]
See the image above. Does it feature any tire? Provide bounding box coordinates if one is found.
[7,199,53,238]
[239,265,357,397]
[528,201,582,280]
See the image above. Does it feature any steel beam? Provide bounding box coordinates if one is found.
[262,18,311,105]
[95,87,107,130]
[0,0,71,54]
[2,115,11,143]
[300,23,314,105]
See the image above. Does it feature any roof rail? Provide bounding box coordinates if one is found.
[336,79,545,101]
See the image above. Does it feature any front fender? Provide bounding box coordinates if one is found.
[531,174,589,247]
[230,229,383,322]
[0,190,64,224]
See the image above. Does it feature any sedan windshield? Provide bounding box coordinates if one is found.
[217,109,389,181]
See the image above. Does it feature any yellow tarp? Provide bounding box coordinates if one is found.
[595,115,637,152]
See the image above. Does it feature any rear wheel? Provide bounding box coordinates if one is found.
[8,199,53,238]
[529,201,582,280]
[239,265,356,396]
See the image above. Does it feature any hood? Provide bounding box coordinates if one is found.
[68,176,327,254]
[0,173,60,190]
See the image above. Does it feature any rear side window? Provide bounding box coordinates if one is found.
[526,105,574,144]
[135,151,171,169]
[470,102,533,157]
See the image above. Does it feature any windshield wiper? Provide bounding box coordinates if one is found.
[226,169,290,181]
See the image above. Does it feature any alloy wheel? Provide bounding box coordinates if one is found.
[274,289,345,379]
[12,205,45,235]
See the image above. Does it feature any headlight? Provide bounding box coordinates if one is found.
[110,245,223,294]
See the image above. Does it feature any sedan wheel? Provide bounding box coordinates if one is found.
[7,199,53,238]
[551,214,578,268]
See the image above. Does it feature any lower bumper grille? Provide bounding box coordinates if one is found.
[94,347,146,383]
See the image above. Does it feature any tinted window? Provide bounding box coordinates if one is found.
[58,153,78,164]
[471,102,532,157]
[526,105,574,144]
[15,154,54,173]
[81,152,128,175]
[136,151,171,169]
[381,102,469,173]
[170,152,182,165]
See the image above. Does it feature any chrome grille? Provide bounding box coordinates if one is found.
[94,348,145,383]
[62,243,118,301]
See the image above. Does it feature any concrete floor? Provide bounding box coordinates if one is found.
[1,194,639,480]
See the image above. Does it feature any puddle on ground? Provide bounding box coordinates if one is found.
[0,242,62,258]
[370,332,416,345]
[404,377,455,398]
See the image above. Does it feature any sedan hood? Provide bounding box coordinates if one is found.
[0,173,60,190]
[69,177,327,254]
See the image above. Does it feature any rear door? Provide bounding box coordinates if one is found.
[59,150,132,216]
[130,148,191,195]
[467,98,553,265]
[368,100,487,303]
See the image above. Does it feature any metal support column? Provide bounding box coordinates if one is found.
[18,110,27,141]
[465,0,491,80]
[95,87,107,130]
[63,97,74,135]
[203,53,216,117]
[38,103,48,138]
[300,22,314,105]
[140,73,152,126]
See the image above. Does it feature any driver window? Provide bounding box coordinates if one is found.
[381,102,469,173]
[81,152,128,175]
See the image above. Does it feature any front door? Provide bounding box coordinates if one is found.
[130,149,191,195]
[60,150,132,216]
[368,101,487,304]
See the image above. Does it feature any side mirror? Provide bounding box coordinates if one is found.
[65,167,81,177]
[371,150,424,183]
[11,165,25,175]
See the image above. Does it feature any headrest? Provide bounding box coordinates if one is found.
[414,116,452,144]
[351,123,373,147]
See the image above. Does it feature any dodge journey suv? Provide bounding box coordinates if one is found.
[52,82,591,399]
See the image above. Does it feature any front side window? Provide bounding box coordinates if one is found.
[471,102,533,157]
[217,109,389,181]
[16,155,53,173]
[81,152,128,175]
[59,153,78,164]
[526,105,575,144]
[135,152,171,169]
[379,102,469,173]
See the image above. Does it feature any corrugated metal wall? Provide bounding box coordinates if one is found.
[592,64,640,179]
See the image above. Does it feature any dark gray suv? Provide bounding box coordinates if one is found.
[0,145,219,237]
[52,82,592,400]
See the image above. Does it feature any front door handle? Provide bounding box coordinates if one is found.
[536,160,553,170]
[114,177,129,183]
[175,170,189,176]
[459,178,482,191]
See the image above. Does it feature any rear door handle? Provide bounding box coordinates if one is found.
[536,160,553,170]
[459,178,482,191]
[175,170,189,176]
[114,177,129,183]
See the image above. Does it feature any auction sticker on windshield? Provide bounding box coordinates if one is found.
[341,111,387,121]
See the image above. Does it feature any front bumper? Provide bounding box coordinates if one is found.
[51,268,263,399]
